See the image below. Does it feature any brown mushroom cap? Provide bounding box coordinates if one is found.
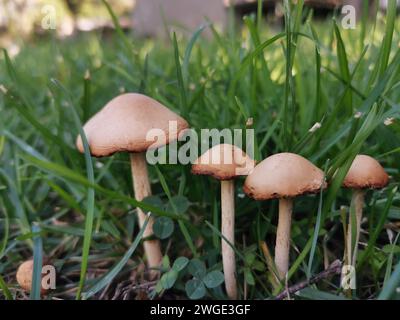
[191,144,255,180]
[16,260,34,292]
[343,155,389,189]
[243,153,326,200]
[76,93,189,157]
[16,260,49,294]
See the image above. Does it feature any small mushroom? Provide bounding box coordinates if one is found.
[243,153,326,280]
[77,93,189,277]
[16,259,51,294]
[192,144,255,299]
[343,155,389,268]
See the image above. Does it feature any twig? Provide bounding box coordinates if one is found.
[273,260,342,300]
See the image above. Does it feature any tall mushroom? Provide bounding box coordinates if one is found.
[343,155,389,268]
[76,93,189,277]
[243,153,326,280]
[192,144,255,299]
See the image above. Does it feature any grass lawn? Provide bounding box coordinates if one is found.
[0,1,400,300]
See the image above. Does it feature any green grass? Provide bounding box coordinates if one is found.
[0,1,400,300]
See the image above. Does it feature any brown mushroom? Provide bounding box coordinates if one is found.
[16,259,52,294]
[76,93,189,277]
[343,155,389,269]
[192,144,255,299]
[244,153,326,280]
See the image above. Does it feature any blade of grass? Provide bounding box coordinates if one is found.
[367,0,397,90]
[307,161,329,279]
[30,223,43,300]
[378,0,397,77]
[5,130,167,219]
[378,259,400,300]
[212,199,219,250]
[358,186,397,269]
[243,15,274,95]
[45,179,82,214]
[333,21,352,116]
[101,0,134,53]
[0,275,12,300]
[205,220,246,262]
[228,33,286,101]
[82,214,150,299]
[309,23,322,126]
[0,135,5,157]
[0,198,10,257]
[49,79,96,300]
[383,233,400,286]
[257,0,263,34]
[182,24,207,83]
[0,169,31,238]
[81,70,91,122]
[20,154,181,220]
[282,0,292,149]
[2,50,71,151]
[173,32,188,117]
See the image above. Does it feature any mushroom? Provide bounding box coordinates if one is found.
[16,259,50,294]
[243,153,326,280]
[343,155,389,268]
[192,144,255,299]
[76,93,189,277]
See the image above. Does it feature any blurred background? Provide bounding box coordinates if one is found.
[1,0,399,54]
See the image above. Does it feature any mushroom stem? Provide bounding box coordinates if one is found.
[346,189,365,268]
[130,153,162,278]
[275,198,293,280]
[221,180,237,299]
